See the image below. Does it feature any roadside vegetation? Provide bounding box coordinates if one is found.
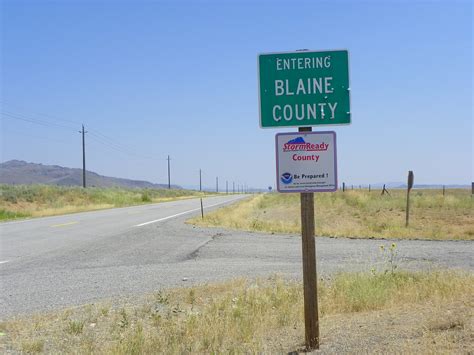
[0,184,212,221]
[1,266,472,353]
[190,189,473,240]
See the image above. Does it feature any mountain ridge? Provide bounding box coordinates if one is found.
[0,160,179,189]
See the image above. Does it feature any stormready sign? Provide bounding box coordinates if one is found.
[276,131,337,193]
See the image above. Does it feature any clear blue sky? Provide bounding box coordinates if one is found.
[1,0,472,189]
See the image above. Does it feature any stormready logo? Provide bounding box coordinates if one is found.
[280,172,293,184]
[283,137,329,152]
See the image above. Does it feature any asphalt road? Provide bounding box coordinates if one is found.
[1,194,473,319]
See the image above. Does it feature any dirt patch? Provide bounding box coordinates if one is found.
[271,299,473,354]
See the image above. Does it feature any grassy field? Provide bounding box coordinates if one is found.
[0,184,212,221]
[190,189,473,240]
[1,269,472,353]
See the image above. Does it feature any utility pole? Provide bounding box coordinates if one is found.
[79,124,87,188]
[167,155,171,189]
[199,169,202,192]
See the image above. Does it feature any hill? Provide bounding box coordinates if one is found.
[0,160,179,189]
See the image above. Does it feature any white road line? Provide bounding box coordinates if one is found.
[0,260,10,265]
[134,200,237,227]
[0,196,244,226]
[50,221,78,228]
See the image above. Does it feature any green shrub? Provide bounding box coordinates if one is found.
[0,209,31,220]
[66,320,84,335]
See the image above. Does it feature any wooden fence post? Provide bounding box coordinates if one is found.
[406,171,414,227]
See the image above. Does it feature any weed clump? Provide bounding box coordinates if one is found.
[65,320,84,335]
[20,339,44,353]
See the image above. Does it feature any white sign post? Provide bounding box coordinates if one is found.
[276,131,337,193]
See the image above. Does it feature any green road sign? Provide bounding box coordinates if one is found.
[258,50,350,128]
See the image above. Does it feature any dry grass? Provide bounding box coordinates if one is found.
[189,189,473,240]
[0,184,214,221]
[1,270,472,354]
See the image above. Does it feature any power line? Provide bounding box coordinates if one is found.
[1,110,77,131]
[1,106,247,188]
[88,129,158,160]
[0,100,82,126]
[88,132,161,161]
[0,105,150,158]
[88,134,148,158]
[1,127,72,145]
[1,107,161,162]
